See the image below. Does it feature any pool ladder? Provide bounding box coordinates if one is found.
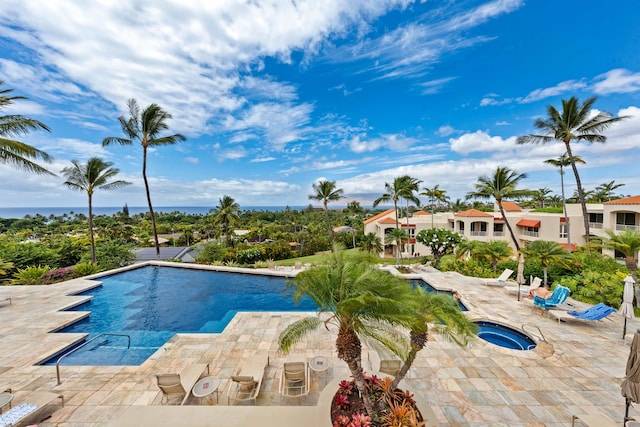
[56,333,130,385]
[521,323,547,343]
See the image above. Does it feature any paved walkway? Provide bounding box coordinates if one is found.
[0,262,636,426]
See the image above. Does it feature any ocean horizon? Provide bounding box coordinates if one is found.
[0,206,313,219]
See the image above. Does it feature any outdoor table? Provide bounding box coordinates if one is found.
[0,391,13,414]
[192,376,219,404]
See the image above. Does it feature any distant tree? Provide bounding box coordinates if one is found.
[385,227,408,264]
[0,81,54,175]
[416,228,461,268]
[521,240,570,287]
[344,200,363,217]
[532,187,553,208]
[103,99,186,259]
[518,97,630,245]
[475,241,513,274]
[62,157,131,264]
[122,203,130,217]
[466,167,529,251]
[420,185,449,228]
[602,229,640,306]
[308,180,345,242]
[544,152,586,251]
[213,195,240,246]
[450,199,468,213]
[595,180,625,202]
[360,232,383,254]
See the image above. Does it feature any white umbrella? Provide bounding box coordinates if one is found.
[516,254,525,301]
[620,276,636,339]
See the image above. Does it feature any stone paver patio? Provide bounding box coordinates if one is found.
[0,261,636,426]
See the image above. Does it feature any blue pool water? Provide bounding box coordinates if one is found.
[475,321,537,350]
[411,280,468,311]
[41,266,315,366]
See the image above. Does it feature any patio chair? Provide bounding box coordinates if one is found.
[366,338,402,376]
[533,285,570,310]
[155,363,209,405]
[0,391,63,427]
[279,361,309,403]
[482,269,513,287]
[228,352,270,405]
[504,276,541,296]
[549,303,616,324]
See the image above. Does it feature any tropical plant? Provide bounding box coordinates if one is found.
[531,187,553,209]
[602,229,640,306]
[415,228,461,268]
[373,176,421,264]
[517,97,629,245]
[102,98,186,258]
[594,180,625,202]
[544,153,586,251]
[309,180,345,241]
[11,265,51,285]
[385,228,408,265]
[466,167,529,251]
[212,195,240,247]
[360,232,383,254]
[0,81,54,175]
[73,261,102,277]
[521,240,571,287]
[62,157,131,264]
[0,259,14,284]
[420,185,448,228]
[475,241,513,274]
[80,239,134,270]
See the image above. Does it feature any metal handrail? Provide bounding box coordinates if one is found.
[56,333,130,384]
[521,323,546,342]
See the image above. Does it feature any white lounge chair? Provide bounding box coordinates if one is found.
[279,360,309,403]
[504,276,542,295]
[0,391,63,427]
[482,268,513,287]
[155,363,209,405]
[228,352,270,405]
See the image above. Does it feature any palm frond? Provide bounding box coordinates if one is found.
[278,316,323,354]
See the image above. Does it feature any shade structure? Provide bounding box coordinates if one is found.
[620,276,636,338]
[515,253,525,301]
[622,330,640,422]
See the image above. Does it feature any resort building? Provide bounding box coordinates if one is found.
[364,195,640,261]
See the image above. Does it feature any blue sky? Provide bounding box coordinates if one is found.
[1,0,639,209]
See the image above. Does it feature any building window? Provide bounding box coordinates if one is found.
[406,228,415,238]
[589,213,603,223]
[617,212,637,231]
[559,224,567,238]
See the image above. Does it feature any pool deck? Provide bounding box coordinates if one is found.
[0,261,636,426]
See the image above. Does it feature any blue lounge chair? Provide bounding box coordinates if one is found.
[533,285,570,310]
[550,303,616,324]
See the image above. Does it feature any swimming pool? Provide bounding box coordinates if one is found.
[41,266,464,366]
[41,265,315,366]
[474,321,537,350]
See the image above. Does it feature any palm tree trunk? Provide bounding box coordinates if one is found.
[142,147,160,259]
[560,167,571,252]
[393,199,400,265]
[88,193,96,264]
[337,328,375,417]
[498,201,520,252]
[543,266,548,288]
[565,141,590,252]
[388,332,425,394]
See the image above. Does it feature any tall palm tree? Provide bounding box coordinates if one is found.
[466,167,529,251]
[373,176,421,263]
[532,187,553,208]
[62,157,131,263]
[213,195,240,246]
[595,180,625,202]
[385,227,408,264]
[0,81,54,176]
[521,240,570,287]
[102,99,186,258]
[603,229,640,307]
[360,232,383,254]
[517,97,629,246]
[308,180,345,241]
[421,184,448,229]
[544,153,586,252]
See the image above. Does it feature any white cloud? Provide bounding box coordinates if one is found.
[436,125,456,137]
[349,133,417,153]
[449,131,516,154]
[519,79,587,103]
[185,157,199,164]
[41,138,109,160]
[250,156,276,163]
[593,69,640,94]
[420,77,456,95]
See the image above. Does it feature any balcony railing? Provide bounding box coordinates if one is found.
[589,222,604,229]
[470,231,487,236]
[493,231,505,236]
[523,230,539,237]
[617,224,640,231]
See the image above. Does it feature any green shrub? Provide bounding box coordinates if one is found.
[11,265,51,285]
[556,270,626,307]
[41,267,76,284]
[235,247,265,264]
[196,243,227,263]
[74,262,102,277]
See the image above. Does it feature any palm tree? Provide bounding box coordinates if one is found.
[103,99,186,258]
[373,176,421,263]
[475,241,512,274]
[213,195,240,246]
[385,228,408,264]
[278,251,474,418]
[595,180,625,202]
[62,157,131,264]
[602,229,640,307]
[517,97,629,245]
[360,232,383,254]
[532,187,553,208]
[308,180,345,241]
[521,240,570,287]
[344,200,363,217]
[450,198,468,213]
[0,81,54,175]
[421,184,449,228]
[466,167,529,251]
[544,153,586,252]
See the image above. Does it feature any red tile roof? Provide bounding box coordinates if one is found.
[501,201,522,212]
[364,209,395,224]
[379,217,398,224]
[604,195,640,205]
[455,209,493,217]
[413,210,430,216]
[517,219,541,228]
